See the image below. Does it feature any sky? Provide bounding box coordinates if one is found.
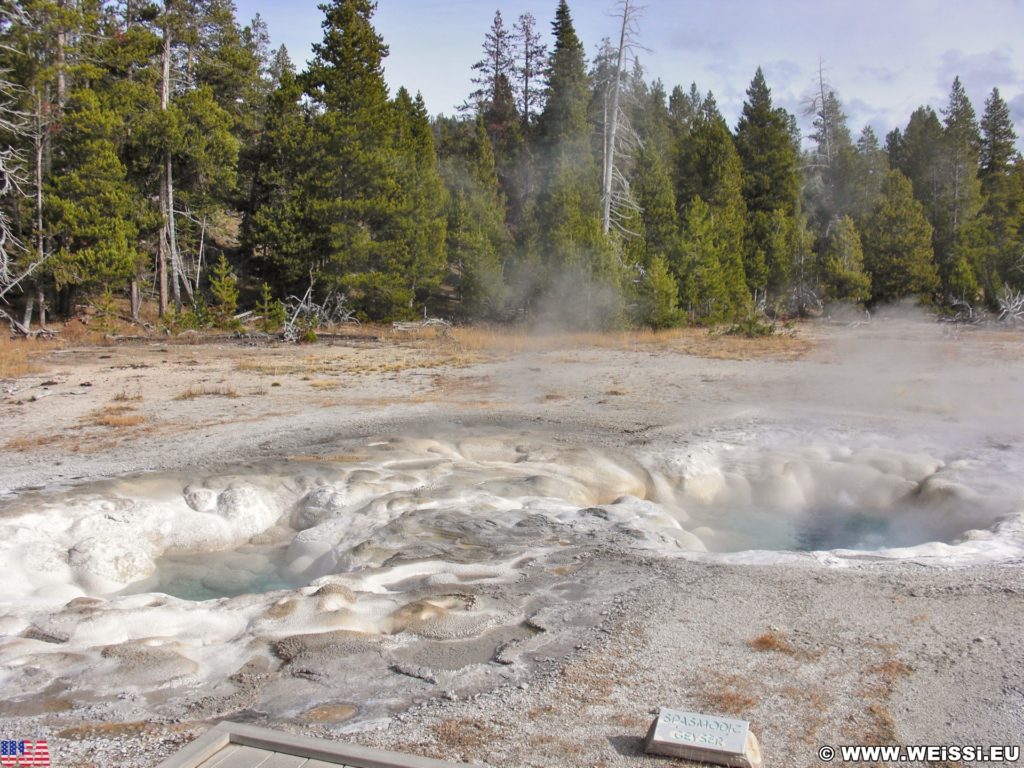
[233,0,1024,147]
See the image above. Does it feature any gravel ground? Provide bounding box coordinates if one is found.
[2,317,1023,767]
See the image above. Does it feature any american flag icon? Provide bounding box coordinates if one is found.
[0,740,50,767]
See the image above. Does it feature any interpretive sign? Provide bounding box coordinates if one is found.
[644,708,762,768]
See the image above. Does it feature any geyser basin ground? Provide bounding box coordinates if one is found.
[1,429,1021,765]
[2,431,1021,605]
[1,319,1022,767]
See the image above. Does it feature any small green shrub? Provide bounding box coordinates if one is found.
[255,282,287,333]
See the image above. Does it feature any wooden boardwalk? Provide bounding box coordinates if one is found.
[155,722,468,768]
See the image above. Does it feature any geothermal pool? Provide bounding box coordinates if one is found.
[0,428,1021,723]
[2,430,1020,603]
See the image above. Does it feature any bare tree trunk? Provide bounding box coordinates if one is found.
[130,278,140,321]
[601,72,611,231]
[157,232,168,313]
[158,1,175,315]
[817,59,832,165]
[55,1,66,111]
[34,94,45,269]
[601,0,635,237]
[22,294,33,329]
[36,286,45,327]
[598,0,634,239]
[166,154,182,310]
[194,215,206,292]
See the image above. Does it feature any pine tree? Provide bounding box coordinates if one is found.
[48,88,143,294]
[482,71,522,213]
[676,196,728,323]
[894,106,945,226]
[668,83,702,143]
[465,10,523,207]
[979,87,1020,188]
[437,116,511,317]
[804,86,856,230]
[632,75,673,162]
[512,12,547,128]
[268,44,294,87]
[636,254,681,328]
[735,67,799,302]
[170,84,240,255]
[973,88,1024,303]
[735,68,799,220]
[300,0,425,319]
[388,88,447,313]
[467,11,515,114]
[632,143,677,266]
[788,212,821,315]
[531,0,618,323]
[197,5,273,212]
[820,215,870,303]
[674,96,750,309]
[208,252,239,325]
[243,67,315,293]
[1,0,84,317]
[861,171,939,303]
[809,91,852,167]
[850,126,888,222]
[885,127,904,170]
[538,0,589,150]
[195,1,266,135]
[255,281,286,332]
[938,77,983,295]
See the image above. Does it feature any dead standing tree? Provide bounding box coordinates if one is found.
[599,0,644,238]
[0,4,54,336]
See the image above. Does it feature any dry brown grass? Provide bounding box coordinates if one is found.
[81,405,147,428]
[747,630,796,654]
[55,317,104,345]
[308,379,339,390]
[557,653,620,704]
[445,324,811,361]
[91,412,147,428]
[432,718,490,751]
[699,688,759,716]
[0,336,56,378]
[236,349,476,378]
[236,356,325,376]
[112,389,144,402]
[864,702,899,743]
[689,670,762,717]
[174,383,240,400]
[778,683,832,744]
[4,432,64,451]
[837,647,915,746]
[867,659,913,683]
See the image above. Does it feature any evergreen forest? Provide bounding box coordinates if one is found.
[2,0,1023,332]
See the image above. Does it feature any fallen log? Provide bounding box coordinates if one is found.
[392,318,452,337]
